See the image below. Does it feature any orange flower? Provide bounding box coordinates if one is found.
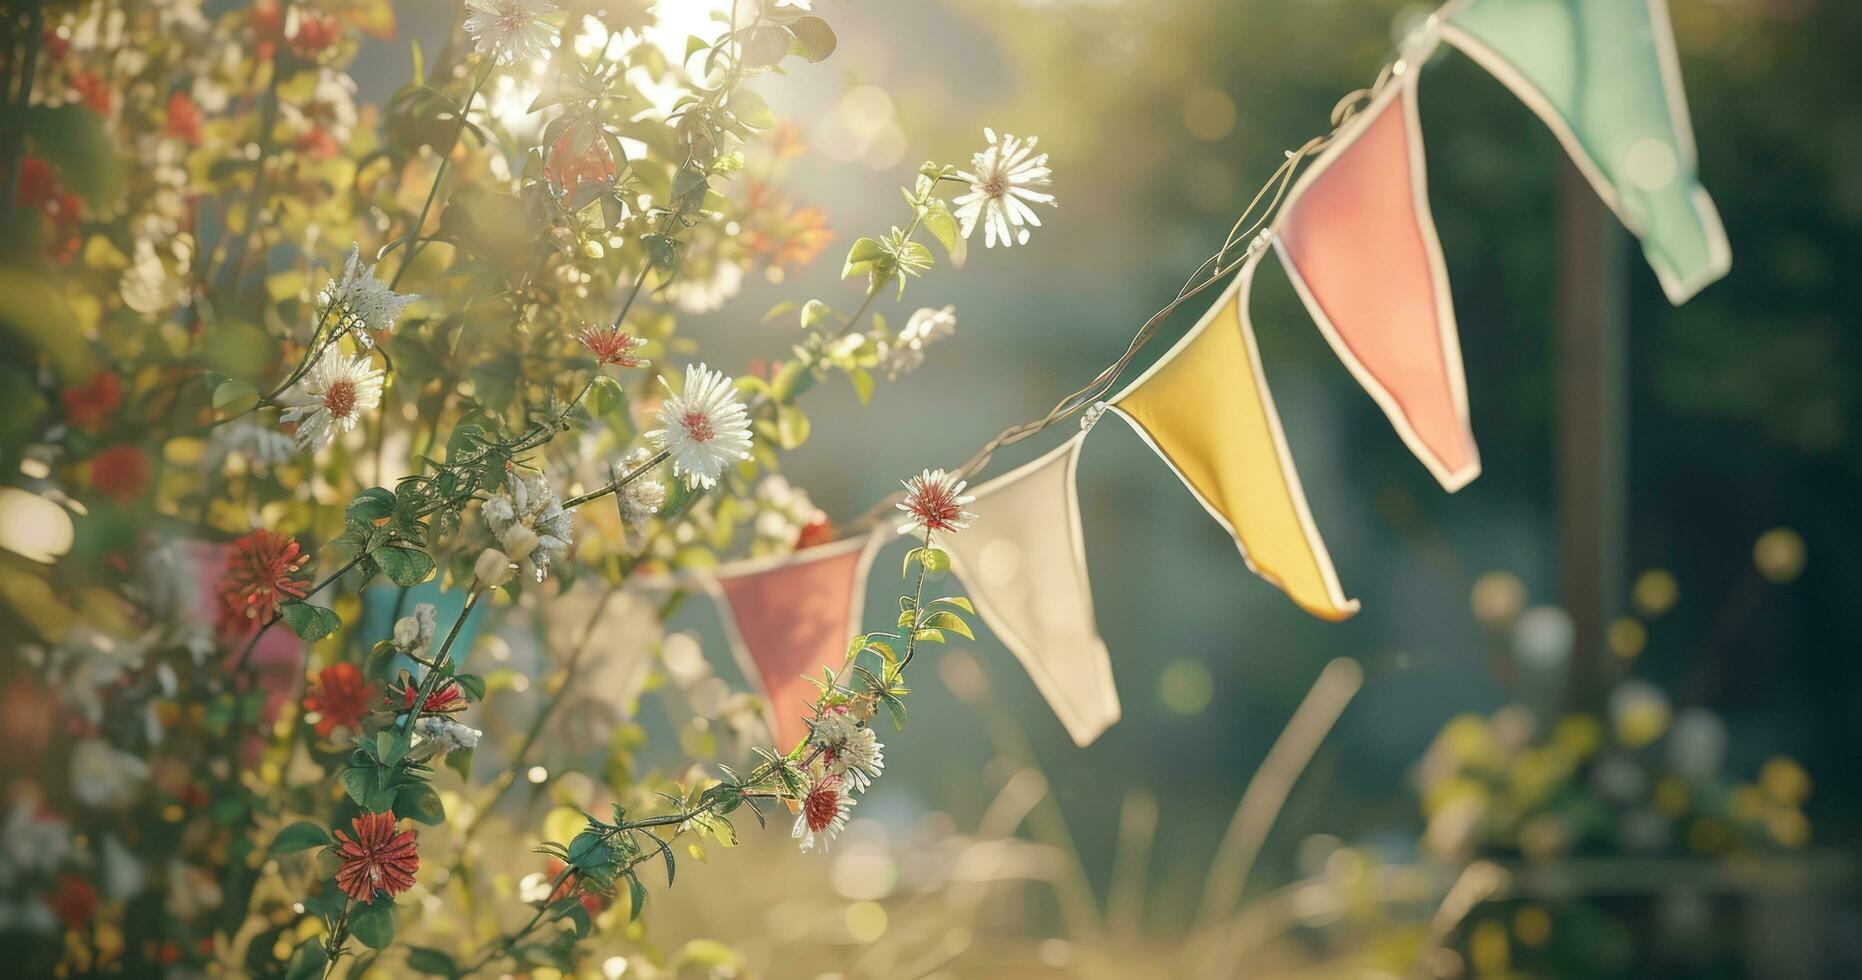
[387,676,467,716]
[62,371,122,431]
[304,663,377,738]
[89,444,150,502]
[333,811,419,901]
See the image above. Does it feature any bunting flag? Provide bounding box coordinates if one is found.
[1108,249,1359,622]
[1442,0,1731,304]
[705,530,885,749]
[943,433,1120,747]
[1274,62,1480,492]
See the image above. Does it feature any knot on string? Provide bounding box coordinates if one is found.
[1080,401,1109,432]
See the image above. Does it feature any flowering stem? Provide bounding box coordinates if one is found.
[899,526,935,671]
[560,447,670,509]
[387,59,494,291]
[228,552,367,677]
[320,901,352,979]
[397,587,484,736]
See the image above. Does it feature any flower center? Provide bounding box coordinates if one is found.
[324,379,357,419]
[983,174,1007,199]
[680,408,715,443]
[803,784,840,832]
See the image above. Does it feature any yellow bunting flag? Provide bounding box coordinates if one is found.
[1108,249,1359,621]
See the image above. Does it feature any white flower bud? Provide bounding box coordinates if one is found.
[474,548,514,588]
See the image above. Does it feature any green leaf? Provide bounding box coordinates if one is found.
[842,237,884,280]
[626,871,648,921]
[279,602,342,642]
[912,627,946,645]
[730,88,775,130]
[445,746,474,781]
[395,781,446,825]
[932,596,975,613]
[849,367,874,406]
[284,939,329,980]
[799,298,831,330]
[211,379,258,413]
[347,487,397,523]
[920,610,973,640]
[588,375,625,418]
[376,546,435,588]
[920,548,950,574]
[774,404,810,450]
[364,641,399,684]
[566,902,592,938]
[787,16,837,63]
[454,673,487,702]
[405,946,457,977]
[350,897,396,950]
[882,693,908,731]
[736,25,792,68]
[268,821,332,855]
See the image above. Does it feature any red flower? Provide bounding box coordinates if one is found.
[295,125,339,160]
[544,127,618,203]
[304,663,377,738]
[62,371,122,430]
[546,857,608,916]
[89,444,150,502]
[46,875,97,930]
[70,71,113,115]
[333,811,419,901]
[578,323,646,367]
[387,676,467,716]
[795,515,834,550]
[14,156,82,261]
[215,530,311,633]
[164,92,203,144]
[289,11,341,58]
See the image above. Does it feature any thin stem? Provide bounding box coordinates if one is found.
[560,448,669,509]
[898,526,935,671]
[229,553,366,676]
[397,587,484,735]
[388,60,494,291]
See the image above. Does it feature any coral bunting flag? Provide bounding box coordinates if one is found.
[1274,62,1480,492]
[943,433,1120,746]
[1108,249,1359,621]
[706,530,885,749]
[1442,0,1731,304]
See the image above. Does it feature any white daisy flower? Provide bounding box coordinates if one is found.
[69,738,150,810]
[880,305,957,380]
[482,470,573,582]
[791,774,854,853]
[645,363,754,491]
[952,128,1056,248]
[279,351,385,451]
[319,244,416,349]
[412,716,483,760]
[896,468,977,536]
[813,711,885,793]
[464,0,558,66]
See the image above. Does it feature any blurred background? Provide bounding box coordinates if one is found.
[11,0,1859,976]
[604,0,1861,975]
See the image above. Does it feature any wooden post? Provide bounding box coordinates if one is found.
[1555,163,1628,708]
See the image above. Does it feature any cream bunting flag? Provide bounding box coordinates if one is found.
[943,433,1120,747]
[1274,58,1479,492]
[1442,0,1731,304]
[1108,249,1359,621]
[705,530,885,749]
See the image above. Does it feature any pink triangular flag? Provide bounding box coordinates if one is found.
[707,531,884,749]
[1274,66,1480,492]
